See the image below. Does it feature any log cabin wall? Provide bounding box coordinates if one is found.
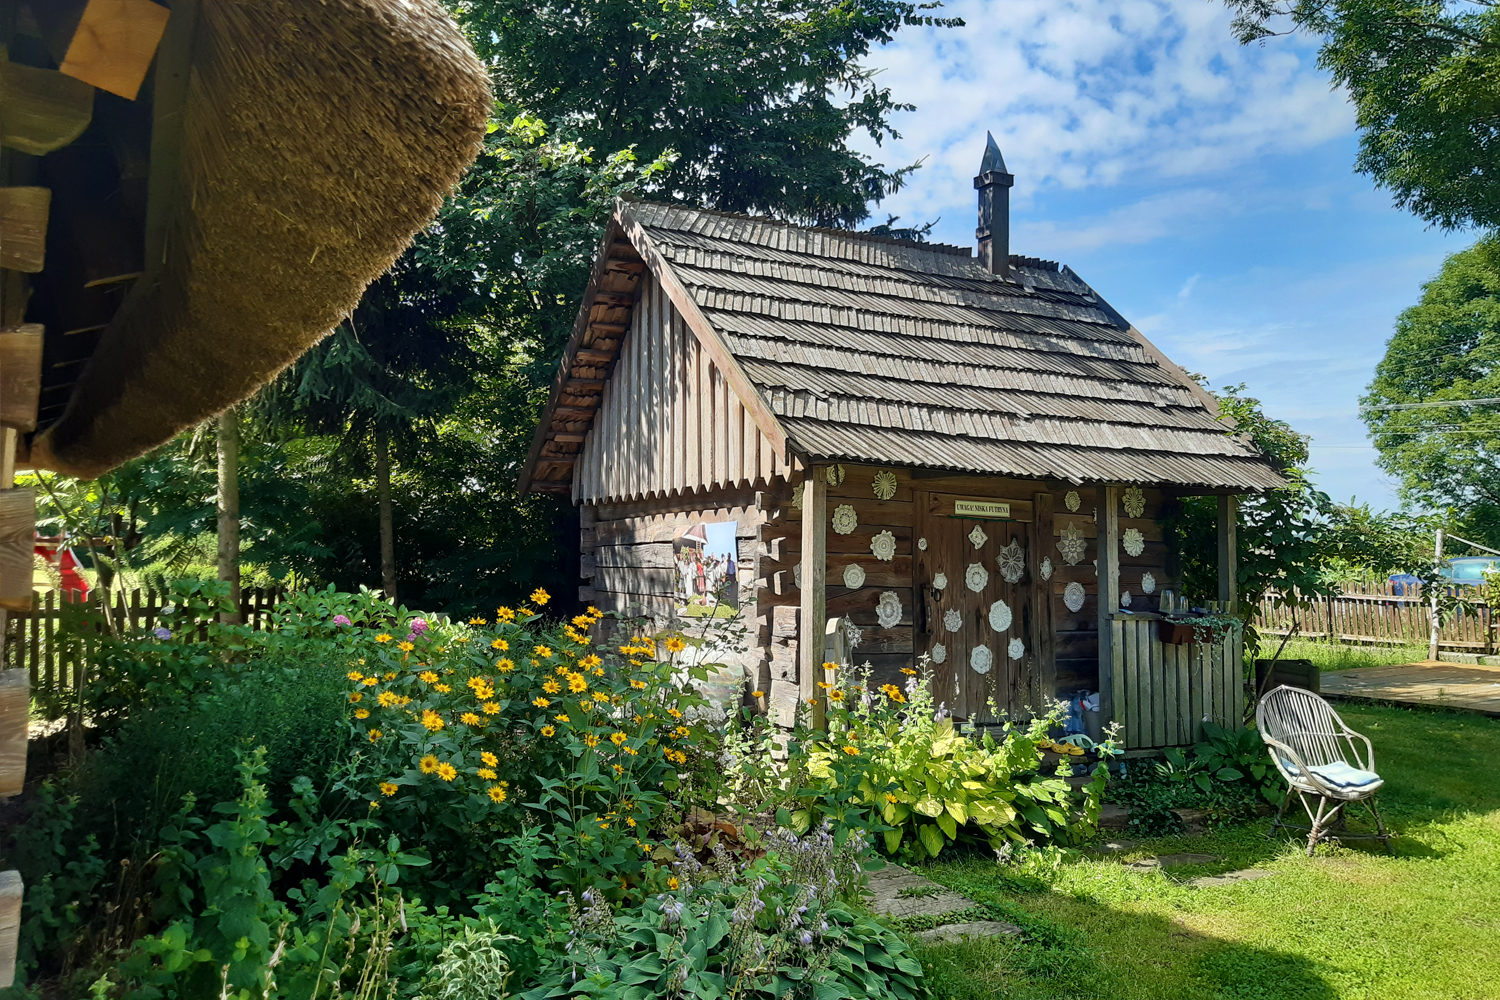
[573,272,791,505]
[754,465,1178,714]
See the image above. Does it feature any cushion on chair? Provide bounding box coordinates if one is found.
[1306,761,1383,791]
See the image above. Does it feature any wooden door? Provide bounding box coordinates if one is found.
[914,492,1037,721]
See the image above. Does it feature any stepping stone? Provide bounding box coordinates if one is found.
[1099,803,1131,830]
[916,920,1024,945]
[864,864,975,921]
[1187,868,1275,888]
[1093,839,1138,853]
[1126,852,1219,870]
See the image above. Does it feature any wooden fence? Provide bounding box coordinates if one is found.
[1109,614,1246,750]
[1,587,285,696]
[1255,586,1496,653]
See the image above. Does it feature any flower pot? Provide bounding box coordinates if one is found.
[1158,621,1195,645]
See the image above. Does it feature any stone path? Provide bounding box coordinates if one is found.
[1323,661,1500,716]
[1121,851,1275,888]
[865,864,1022,941]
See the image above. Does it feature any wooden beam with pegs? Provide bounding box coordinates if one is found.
[0,56,94,155]
[0,325,43,432]
[0,489,34,613]
[60,0,172,100]
[0,187,51,272]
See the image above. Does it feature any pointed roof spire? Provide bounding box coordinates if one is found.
[980,131,1007,174]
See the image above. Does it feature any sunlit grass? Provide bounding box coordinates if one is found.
[1264,638,1433,672]
[912,703,1500,1000]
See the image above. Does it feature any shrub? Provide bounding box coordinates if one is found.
[523,825,926,1000]
[747,666,1109,859]
[1107,721,1283,835]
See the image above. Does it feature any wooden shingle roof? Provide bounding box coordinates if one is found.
[523,199,1287,494]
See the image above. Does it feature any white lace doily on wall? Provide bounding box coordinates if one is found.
[970,644,993,675]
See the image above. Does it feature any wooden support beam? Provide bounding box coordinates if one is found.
[60,0,173,100]
[0,490,34,613]
[0,187,50,272]
[1218,494,1239,614]
[0,57,94,155]
[0,869,20,989]
[0,670,25,798]
[798,464,827,730]
[0,325,43,432]
[1097,484,1121,724]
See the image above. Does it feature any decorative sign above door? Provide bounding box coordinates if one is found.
[927,494,1034,522]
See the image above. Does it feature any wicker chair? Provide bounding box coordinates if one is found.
[1256,685,1393,855]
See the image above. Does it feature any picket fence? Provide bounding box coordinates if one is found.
[2,587,285,696]
[1255,584,1496,653]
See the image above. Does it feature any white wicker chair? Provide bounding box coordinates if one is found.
[1256,685,1393,856]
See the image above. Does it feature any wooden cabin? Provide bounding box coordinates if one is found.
[520,136,1284,745]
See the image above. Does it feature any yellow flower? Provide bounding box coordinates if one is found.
[588,606,602,617]
[885,793,898,804]
[419,754,440,774]
[900,667,918,676]
[534,645,553,658]
[555,713,570,723]
[842,745,859,756]
[593,667,605,676]
[628,746,642,757]
[482,701,500,715]
[630,679,647,690]
[829,690,845,701]
[541,725,556,737]
[421,709,445,732]
[460,712,481,725]
[434,683,452,693]
[497,659,515,673]
[673,726,691,738]
[667,707,683,719]
[668,749,684,763]
[584,734,600,748]
[752,690,765,698]
[822,662,839,672]
[572,615,592,627]
[436,762,457,782]
[612,764,625,776]
[664,636,687,653]
[491,638,509,651]
[532,696,550,708]
[530,588,550,605]
[354,708,371,719]
[568,674,589,694]
[880,683,907,704]
[369,800,380,810]
[580,701,593,711]
[380,782,399,796]
[361,676,378,687]
[419,670,439,684]
[610,731,628,746]
[580,654,602,669]
[384,671,397,680]
[543,679,561,695]
[816,681,832,690]
[487,784,508,803]
[368,729,383,742]
[346,670,364,682]
[377,691,400,708]
[469,616,487,625]
[667,876,680,890]
[477,767,497,780]
[496,606,515,621]
[481,751,498,766]
[375,634,393,643]
[398,641,415,652]
[348,692,363,703]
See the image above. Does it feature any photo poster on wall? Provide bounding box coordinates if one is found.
[674,521,740,614]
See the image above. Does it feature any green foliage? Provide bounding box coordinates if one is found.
[1224,0,1500,232]
[1364,239,1500,546]
[523,828,924,1000]
[738,668,1108,860]
[1107,721,1281,836]
[449,0,960,229]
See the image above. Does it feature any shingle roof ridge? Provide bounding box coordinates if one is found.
[621,197,977,258]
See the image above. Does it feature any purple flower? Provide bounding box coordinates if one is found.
[153,627,172,640]
[332,615,351,626]
[410,618,429,633]
[405,632,418,642]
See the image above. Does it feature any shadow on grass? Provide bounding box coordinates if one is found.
[913,894,1338,1000]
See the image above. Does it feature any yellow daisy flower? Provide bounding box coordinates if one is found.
[487,784,508,803]
[460,712,481,725]
[482,701,501,715]
[541,725,556,737]
[419,670,439,684]
[368,729,382,742]
[436,762,457,782]
[530,588,550,605]
[532,696,550,708]
[398,641,415,652]
[375,634,393,643]
[476,767,497,780]
[421,709,445,732]
[543,679,561,695]
[481,751,498,766]
[419,754,440,774]
[380,782,398,796]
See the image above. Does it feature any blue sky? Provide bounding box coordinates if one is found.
[852,0,1467,510]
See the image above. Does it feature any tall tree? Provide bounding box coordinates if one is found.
[448,0,959,227]
[1223,0,1500,231]
[216,407,241,622]
[1363,238,1500,543]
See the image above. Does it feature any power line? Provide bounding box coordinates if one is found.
[1363,396,1500,411]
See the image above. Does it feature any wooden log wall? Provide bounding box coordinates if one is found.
[573,272,791,504]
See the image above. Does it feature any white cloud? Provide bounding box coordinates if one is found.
[1178,273,1201,298]
[856,0,1351,222]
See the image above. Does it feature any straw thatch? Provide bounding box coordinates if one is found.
[29,0,491,479]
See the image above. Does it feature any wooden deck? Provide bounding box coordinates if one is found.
[1321,661,1500,716]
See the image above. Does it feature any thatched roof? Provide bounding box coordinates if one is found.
[26,0,491,478]
[525,200,1286,494]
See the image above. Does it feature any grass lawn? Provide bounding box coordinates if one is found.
[911,703,1500,1000]
[1269,639,1434,672]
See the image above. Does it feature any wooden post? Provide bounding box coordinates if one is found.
[1097,485,1120,725]
[797,464,827,730]
[1029,491,1056,710]
[217,408,241,623]
[1430,527,1444,661]
[1217,495,1239,614]
[0,869,20,989]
